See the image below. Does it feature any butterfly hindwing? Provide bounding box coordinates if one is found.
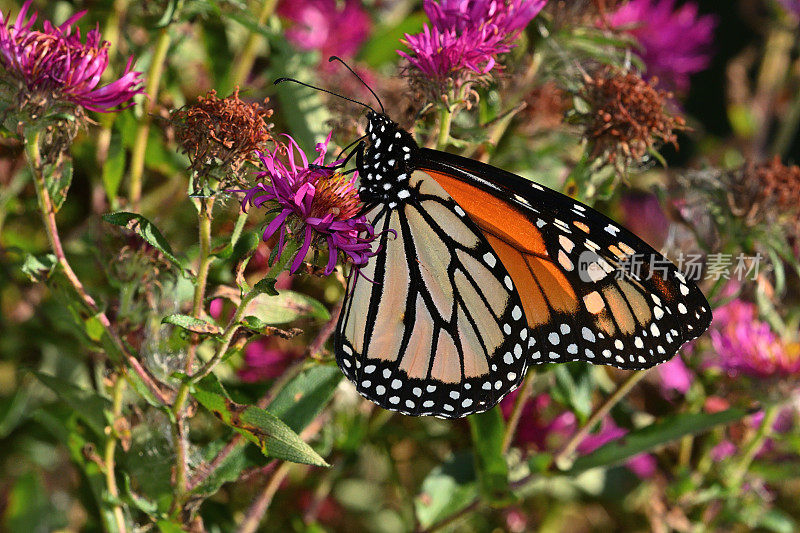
[334,172,530,418]
[415,148,712,370]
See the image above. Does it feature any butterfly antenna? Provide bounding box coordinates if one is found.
[328,56,385,114]
[274,77,376,114]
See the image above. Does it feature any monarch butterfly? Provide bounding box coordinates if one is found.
[278,61,712,419]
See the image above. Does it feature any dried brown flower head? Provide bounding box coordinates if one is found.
[729,157,800,233]
[521,82,569,133]
[579,68,685,164]
[171,88,273,186]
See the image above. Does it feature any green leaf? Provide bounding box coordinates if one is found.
[358,13,426,68]
[21,253,57,283]
[567,409,749,475]
[31,371,111,437]
[467,407,511,504]
[245,291,330,325]
[3,472,64,533]
[191,441,261,497]
[121,473,159,516]
[162,313,222,336]
[251,276,278,296]
[550,363,594,423]
[415,452,478,530]
[102,133,126,205]
[156,520,186,533]
[267,365,342,433]
[271,40,331,153]
[192,376,328,467]
[102,212,186,270]
[46,159,72,213]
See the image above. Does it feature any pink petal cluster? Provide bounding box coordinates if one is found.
[778,0,800,16]
[578,417,657,479]
[0,1,144,112]
[710,300,800,378]
[278,0,371,60]
[239,132,378,276]
[399,0,547,84]
[238,339,297,382]
[607,0,717,93]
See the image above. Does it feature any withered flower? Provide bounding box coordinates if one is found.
[577,68,685,165]
[171,88,273,188]
[728,157,800,237]
[521,81,569,133]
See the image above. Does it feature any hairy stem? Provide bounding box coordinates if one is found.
[728,404,779,493]
[129,28,171,210]
[105,376,128,533]
[186,197,215,372]
[437,105,454,150]
[24,131,168,405]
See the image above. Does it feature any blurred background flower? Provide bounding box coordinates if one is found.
[278,0,371,64]
[607,0,717,94]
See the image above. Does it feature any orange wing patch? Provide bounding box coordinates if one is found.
[426,170,548,257]
[423,170,578,328]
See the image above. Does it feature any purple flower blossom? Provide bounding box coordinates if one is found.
[239,339,297,382]
[399,0,547,89]
[239,132,378,276]
[500,391,575,450]
[778,0,800,16]
[656,354,693,395]
[711,440,737,461]
[709,299,800,378]
[278,0,371,61]
[608,0,717,93]
[0,0,144,113]
[578,417,657,479]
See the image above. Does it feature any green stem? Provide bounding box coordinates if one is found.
[24,131,169,403]
[105,377,128,533]
[186,197,215,371]
[229,210,249,251]
[436,105,454,151]
[727,404,779,493]
[553,369,649,470]
[170,240,299,513]
[129,28,171,210]
[226,0,279,93]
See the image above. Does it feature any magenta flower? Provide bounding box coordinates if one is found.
[239,132,378,276]
[778,0,800,16]
[399,0,547,90]
[0,1,144,114]
[278,0,371,61]
[656,354,693,395]
[500,392,575,450]
[709,300,800,378]
[711,440,737,461]
[607,0,717,93]
[578,417,657,479]
[239,339,297,382]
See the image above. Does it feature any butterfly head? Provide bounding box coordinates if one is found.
[359,112,418,206]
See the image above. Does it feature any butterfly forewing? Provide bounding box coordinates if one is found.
[415,149,712,370]
[335,172,530,418]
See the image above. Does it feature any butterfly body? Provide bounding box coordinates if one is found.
[334,111,711,419]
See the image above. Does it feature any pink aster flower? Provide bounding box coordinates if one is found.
[656,354,693,395]
[399,0,547,93]
[239,339,297,382]
[607,0,717,93]
[278,0,371,61]
[0,1,144,114]
[578,417,657,479]
[778,0,800,16]
[709,299,800,378]
[499,391,575,450]
[238,132,378,276]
